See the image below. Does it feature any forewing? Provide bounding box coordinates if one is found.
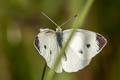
[34,29,63,73]
[62,29,107,72]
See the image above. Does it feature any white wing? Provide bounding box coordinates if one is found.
[62,45,92,72]
[34,29,62,73]
[62,29,107,72]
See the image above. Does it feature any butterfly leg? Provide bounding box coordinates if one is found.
[63,53,67,61]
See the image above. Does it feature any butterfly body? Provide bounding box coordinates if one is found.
[34,27,107,73]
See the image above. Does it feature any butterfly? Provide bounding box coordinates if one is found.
[34,12,107,73]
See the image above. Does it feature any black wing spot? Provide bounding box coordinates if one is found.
[86,44,91,48]
[35,36,40,51]
[79,50,83,54]
[44,45,47,49]
[50,50,52,55]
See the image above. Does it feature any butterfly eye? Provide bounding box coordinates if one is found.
[44,45,47,49]
[86,44,91,48]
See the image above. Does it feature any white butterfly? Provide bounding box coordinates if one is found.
[34,12,107,73]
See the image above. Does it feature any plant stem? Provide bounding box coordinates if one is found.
[45,0,94,80]
[41,62,47,80]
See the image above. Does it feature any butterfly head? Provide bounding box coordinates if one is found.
[56,26,62,33]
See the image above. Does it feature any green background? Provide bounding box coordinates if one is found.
[0,0,120,80]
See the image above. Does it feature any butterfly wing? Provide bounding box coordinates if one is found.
[62,29,107,72]
[62,45,92,72]
[34,29,63,73]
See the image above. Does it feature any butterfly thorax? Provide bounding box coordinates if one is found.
[56,27,63,48]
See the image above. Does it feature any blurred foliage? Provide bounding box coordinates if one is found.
[0,0,120,80]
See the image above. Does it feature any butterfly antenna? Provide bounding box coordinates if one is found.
[41,12,60,28]
[59,14,78,27]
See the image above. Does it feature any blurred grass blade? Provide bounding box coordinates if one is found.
[72,0,94,28]
[45,0,94,80]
